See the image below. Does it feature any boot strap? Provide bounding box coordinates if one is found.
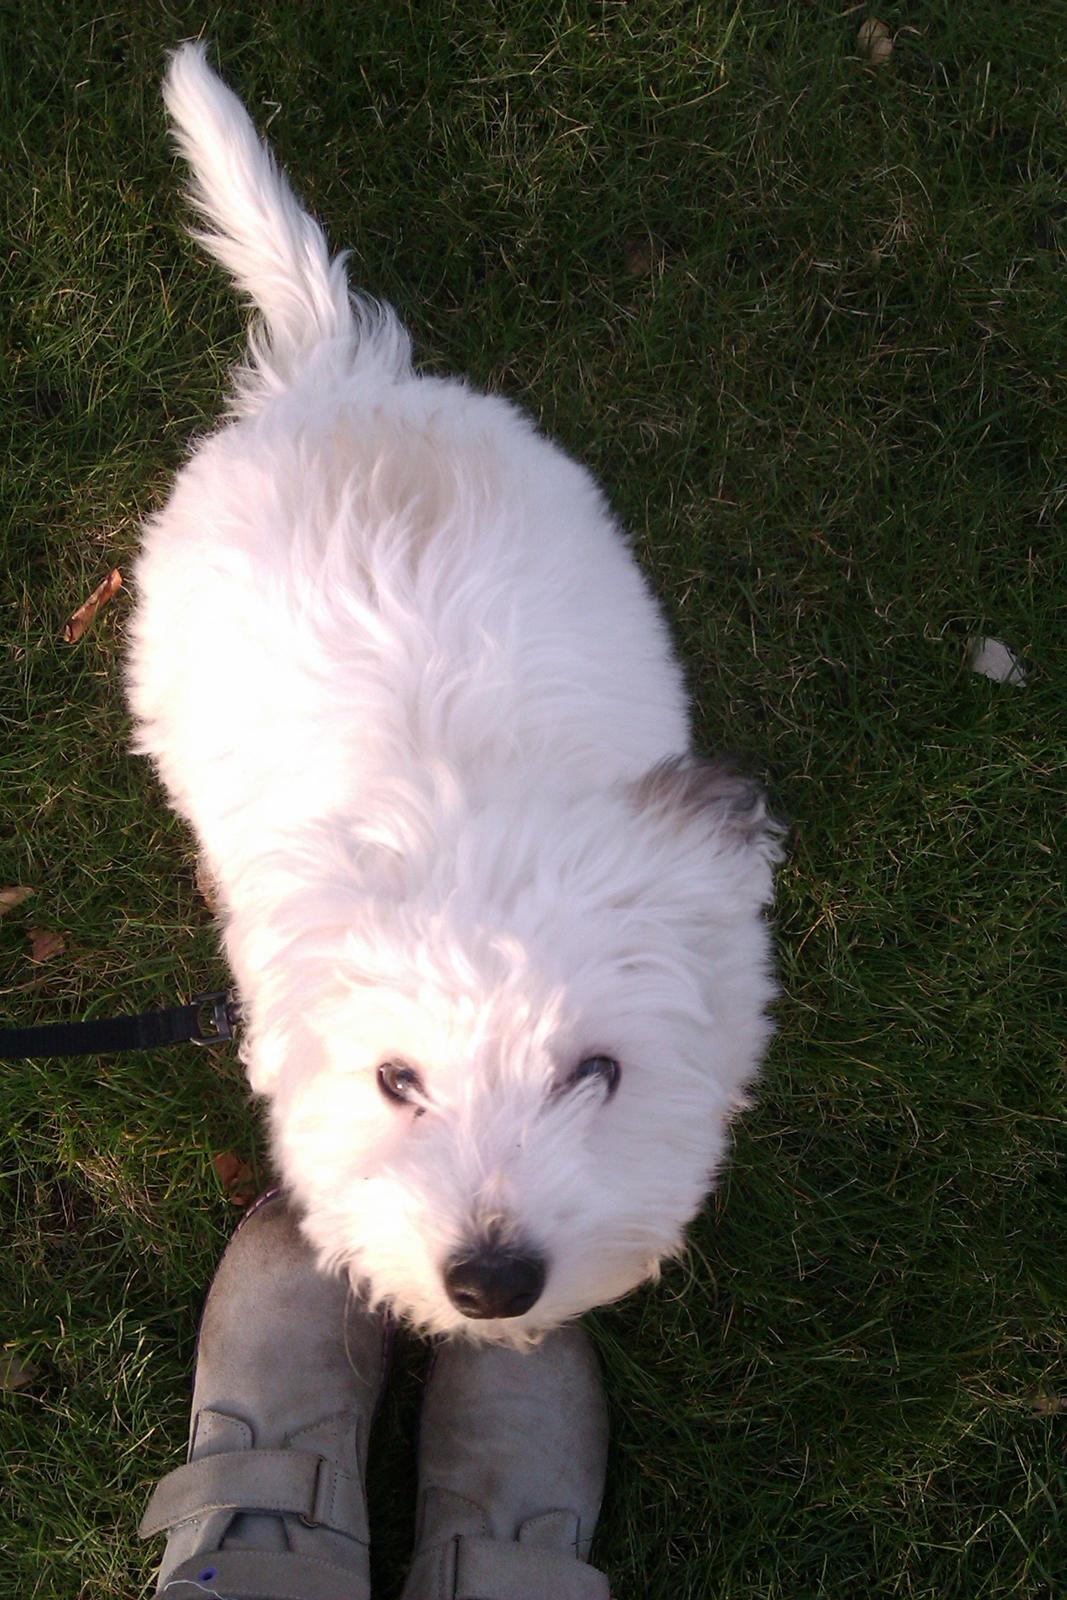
[158,1547,370,1600]
[406,1533,612,1599]
[139,1448,365,1541]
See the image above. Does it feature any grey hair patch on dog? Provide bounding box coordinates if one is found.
[628,755,786,854]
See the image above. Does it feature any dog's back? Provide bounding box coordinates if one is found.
[128,45,690,882]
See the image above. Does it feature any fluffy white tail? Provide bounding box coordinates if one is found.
[163,42,408,395]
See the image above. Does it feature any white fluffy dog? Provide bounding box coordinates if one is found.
[127,43,782,1343]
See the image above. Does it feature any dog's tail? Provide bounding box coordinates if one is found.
[163,42,410,400]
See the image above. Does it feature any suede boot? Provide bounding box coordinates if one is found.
[139,1192,388,1600]
[401,1328,611,1600]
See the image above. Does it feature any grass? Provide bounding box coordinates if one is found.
[2,2,1065,1596]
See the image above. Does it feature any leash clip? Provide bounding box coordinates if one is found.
[190,990,243,1046]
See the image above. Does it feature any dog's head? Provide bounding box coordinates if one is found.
[233,757,782,1342]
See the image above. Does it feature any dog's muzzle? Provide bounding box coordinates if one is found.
[444,1246,546,1320]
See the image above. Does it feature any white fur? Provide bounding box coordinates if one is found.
[127,43,782,1343]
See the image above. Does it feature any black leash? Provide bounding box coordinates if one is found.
[0,989,242,1061]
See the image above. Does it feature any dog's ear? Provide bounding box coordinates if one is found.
[626,754,786,881]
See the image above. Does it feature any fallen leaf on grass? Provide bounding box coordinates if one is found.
[195,858,221,913]
[213,1151,256,1205]
[0,1352,39,1392]
[857,17,893,66]
[624,238,655,278]
[968,636,1027,686]
[0,886,34,915]
[28,927,66,962]
[63,568,123,645]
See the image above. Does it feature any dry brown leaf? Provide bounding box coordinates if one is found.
[624,239,655,278]
[857,17,892,66]
[28,927,66,962]
[195,858,221,913]
[213,1151,256,1205]
[63,568,123,645]
[0,885,34,915]
[0,1352,39,1392]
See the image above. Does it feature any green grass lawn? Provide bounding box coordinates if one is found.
[2,4,1064,1596]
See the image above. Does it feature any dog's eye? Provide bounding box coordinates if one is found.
[569,1055,620,1097]
[378,1060,424,1105]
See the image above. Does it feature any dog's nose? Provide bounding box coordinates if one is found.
[444,1247,546,1319]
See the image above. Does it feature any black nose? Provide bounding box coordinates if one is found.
[444,1247,546,1320]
